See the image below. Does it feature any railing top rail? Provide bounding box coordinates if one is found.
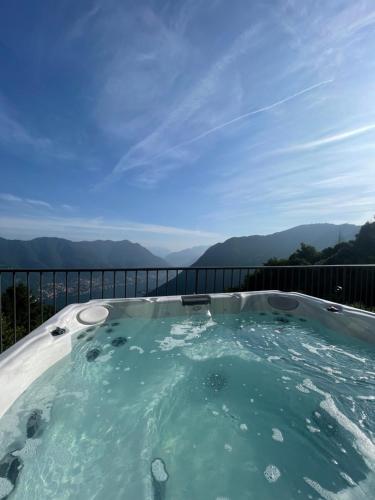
[0,264,374,273]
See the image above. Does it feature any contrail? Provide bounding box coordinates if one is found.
[147,79,334,162]
[109,78,334,180]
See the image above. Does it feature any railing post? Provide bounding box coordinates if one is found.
[65,272,68,305]
[13,272,16,343]
[194,269,198,294]
[134,270,138,297]
[40,272,44,324]
[53,271,56,314]
[27,271,31,333]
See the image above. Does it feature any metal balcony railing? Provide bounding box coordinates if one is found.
[0,264,374,353]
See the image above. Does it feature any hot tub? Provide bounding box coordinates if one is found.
[0,291,374,499]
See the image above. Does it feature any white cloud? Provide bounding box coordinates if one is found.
[0,193,52,210]
[0,214,224,247]
[276,124,375,154]
[101,24,262,186]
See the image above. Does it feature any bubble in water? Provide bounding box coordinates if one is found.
[240,423,248,432]
[264,465,280,483]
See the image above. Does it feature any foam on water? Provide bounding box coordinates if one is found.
[272,428,283,442]
[0,310,374,499]
[264,464,281,482]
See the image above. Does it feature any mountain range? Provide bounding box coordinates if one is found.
[0,237,168,268]
[165,246,208,267]
[0,223,360,269]
[192,223,359,267]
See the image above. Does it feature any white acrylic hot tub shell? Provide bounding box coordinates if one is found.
[0,291,374,418]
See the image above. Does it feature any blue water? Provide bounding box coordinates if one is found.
[0,310,374,499]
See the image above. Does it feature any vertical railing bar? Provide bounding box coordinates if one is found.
[40,272,44,324]
[184,270,188,295]
[77,271,81,303]
[238,269,242,290]
[89,271,93,300]
[13,272,16,343]
[134,270,138,298]
[354,267,359,305]
[334,267,339,298]
[27,271,31,334]
[213,269,217,293]
[53,271,56,314]
[146,270,149,297]
[276,268,279,291]
[113,271,116,299]
[156,270,159,296]
[194,269,198,294]
[342,267,347,304]
[124,271,128,298]
[175,270,178,296]
[254,268,258,291]
[359,267,363,309]
[222,269,225,293]
[65,272,68,306]
[101,271,104,299]
[166,270,169,297]
[364,268,369,308]
[290,267,294,292]
[322,267,326,299]
[205,269,208,293]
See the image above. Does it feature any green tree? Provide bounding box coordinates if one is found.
[1,283,53,352]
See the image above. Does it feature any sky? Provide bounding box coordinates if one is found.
[0,0,375,251]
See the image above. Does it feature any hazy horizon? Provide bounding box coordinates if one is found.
[0,220,362,252]
[1,1,374,250]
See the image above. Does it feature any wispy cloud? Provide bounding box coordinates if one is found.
[121,79,333,169]
[0,193,52,209]
[0,93,74,161]
[0,214,224,249]
[101,24,262,185]
[66,3,101,42]
[275,124,375,154]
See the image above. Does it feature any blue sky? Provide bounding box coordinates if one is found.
[0,0,374,250]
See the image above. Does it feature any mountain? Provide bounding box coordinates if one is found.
[146,246,172,258]
[261,221,375,266]
[192,224,360,267]
[0,237,169,268]
[165,245,209,267]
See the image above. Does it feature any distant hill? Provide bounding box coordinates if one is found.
[147,246,171,258]
[165,245,208,267]
[193,224,360,267]
[267,221,375,265]
[0,237,169,268]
